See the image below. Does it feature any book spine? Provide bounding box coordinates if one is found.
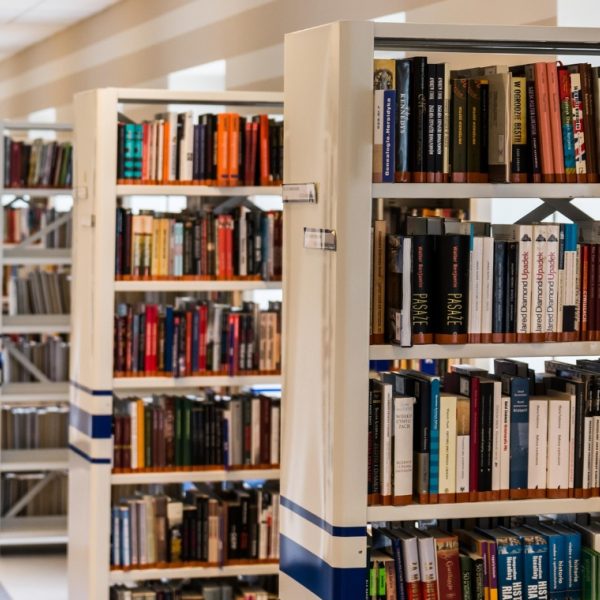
[546,62,566,182]
[393,396,414,505]
[491,385,502,501]
[505,242,518,342]
[581,64,598,182]
[469,378,481,502]
[528,399,548,498]
[411,57,428,182]
[525,77,542,183]
[371,219,387,344]
[558,67,577,182]
[426,64,437,182]
[434,63,444,182]
[435,537,461,600]
[499,394,511,500]
[468,236,483,343]
[510,76,528,182]
[456,395,470,502]
[547,399,571,499]
[429,379,441,504]
[531,224,547,343]
[534,62,556,182]
[571,72,587,181]
[418,537,438,600]
[545,226,559,342]
[479,80,489,182]
[478,383,494,501]
[492,240,506,342]
[438,394,457,503]
[411,235,435,344]
[487,73,510,183]
[401,537,421,600]
[381,383,393,505]
[450,78,468,182]
[415,381,430,504]
[522,540,547,600]
[516,225,533,343]
[480,236,494,343]
[466,79,483,182]
[395,59,412,182]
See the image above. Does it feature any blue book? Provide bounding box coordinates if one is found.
[382,89,396,182]
[484,529,523,600]
[428,376,441,500]
[111,506,121,567]
[508,526,548,600]
[373,528,408,600]
[526,523,566,598]
[164,306,174,373]
[546,523,582,599]
[118,505,130,567]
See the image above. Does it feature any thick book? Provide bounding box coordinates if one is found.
[558,66,577,182]
[546,61,566,183]
[483,528,522,600]
[410,57,428,182]
[438,393,457,504]
[385,235,412,347]
[532,62,555,182]
[509,526,548,600]
[395,59,412,182]
[510,75,528,182]
[528,395,548,499]
[426,63,437,182]
[373,59,396,183]
[393,394,415,505]
[430,529,461,600]
[450,78,468,182]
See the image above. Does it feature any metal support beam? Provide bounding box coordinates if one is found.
[5,343,50,383]
[3,471,62,518]
[16,211,71,248]
[516,197,595,225]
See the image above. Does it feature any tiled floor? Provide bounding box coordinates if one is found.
[0,549,67,600]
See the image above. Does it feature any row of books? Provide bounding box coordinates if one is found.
[113,300,281,377]
[117,113,283,186]
[3,205,71,247]
[110,485,280,568]
[115,205,282,281]
[4,137,72,189]
[7,267,70,315]
[368,514,600,600]
[369,357,600,507]
[372,215,599,346]
[1,472,66,516]
[1,335,69,383]
[111,578,278,600]
[372,57,600,183]
[1,404,68,450]
[112,393,281,472]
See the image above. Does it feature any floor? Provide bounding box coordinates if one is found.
[0,549,67,600]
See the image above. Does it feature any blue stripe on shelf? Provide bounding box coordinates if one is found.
[280,496,366,538]
[69,444,111,465]
[280,534,366,600]
[70,405,112,439]
[70,380,113,396]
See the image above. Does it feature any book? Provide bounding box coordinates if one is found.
[373,59,396,184]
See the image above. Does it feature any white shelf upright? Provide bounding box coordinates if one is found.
[68,88,283,599]
[281,21,600,600]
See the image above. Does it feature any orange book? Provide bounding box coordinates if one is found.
[216,113,230,186]
[259,114,270,186]
[228,114,240,187]
[162,121,170,183]
[546,62,566,182]
[533,62,555,182]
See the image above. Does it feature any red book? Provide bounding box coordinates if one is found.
[431,530,461,600]
[185,310,193,375]
[533,62,555,182]
[250,120,259,186]
[216,113,229,186]
[581,243,590,340]
[468,376,480,502]
[259,115,270,186]
[113,415,123,470]
[198,304,207,372]
[546,62,566,182]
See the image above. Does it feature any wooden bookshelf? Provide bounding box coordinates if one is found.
[281,20,600,600]
[68,89,283,599]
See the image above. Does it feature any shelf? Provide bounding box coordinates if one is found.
[114,279,282,293]
[109,562,279,584]
[3,247,71,265]
[0,382,69,403]
[0,515,67,546]
[370,341,600,361]
[0,448,68,472]
[2,121,72,132]
[372,182,600,199]
[111,467,280,485]
[1,188,72,197]
[367,497,600,521]
[113,375,281,392]
[116,184,282,197]
[115,88,283,107]
[1,314,70,334]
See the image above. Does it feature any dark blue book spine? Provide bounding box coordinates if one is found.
[522,541,548,600]
[192,124,201,180]
[198,122,207,182]
[382,89,396,182]
[391,539,408,600]
[429,378,441,499]
[495,541,522,600]
[509,377,529,493]
[492,240,507,338]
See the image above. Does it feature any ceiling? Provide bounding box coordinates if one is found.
[0,0,121,61]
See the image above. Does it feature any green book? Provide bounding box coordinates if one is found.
[582,546,599,600]
[460,553,473,600]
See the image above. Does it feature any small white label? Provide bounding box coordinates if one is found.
[283,183,317,204]
[303,227,336,251]
[459,376,470,397]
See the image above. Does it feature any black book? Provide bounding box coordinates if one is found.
[435,63,445,183]
[509,71,529,183]
[192,124,201,181]
[491,239,506,342]
[479,80,489,181]
[451,78,468,182]
[368,379,383,504]
[466,79,483,183]
[117,123,125,180]
[385,234,411,346]
[395,59,412,182]
[426,63,437,182]
[505,241,518,341]
[198,118,207,182]
[410,56,428,182]
[478,378,495,499]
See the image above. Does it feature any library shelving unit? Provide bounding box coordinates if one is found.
[0,120,73,546]
[68,88,283,599]
[280,21,600,600]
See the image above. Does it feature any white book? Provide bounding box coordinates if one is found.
[480,235,494,340]
[393,395,415,501]
[552,385,577,493]
[438,393,457,500]
[528,397,548,495]
[167,112,178,181]
[397,530,421,585]
[178,111,194,181]
[416,533,437,584]
[380,381,393,503]
[557,230,565,336]
[500,393,511,497]
[251,396,261,465]
[584,415,594,492]
[137,500,147,565]
[531,224,547,341]
[566,246,578,333]
[575,245,581,332]
[468,236,483,341]
[544,224,559,338]
[491,380,502,495]
[546,395,570,496]
[456,395,470,499]
[128,401,138,470]
[223,407,232,467]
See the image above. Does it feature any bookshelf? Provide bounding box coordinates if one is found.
[280,21,600,600]
[68,88,283,599]
[0,120,73,546]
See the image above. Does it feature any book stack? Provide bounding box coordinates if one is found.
[115,204,282,281]
[1,404,68,449]
[373,215,600,346]
[112,392,281,472]
[116,112,283,186]
[4,137,72,189]
[372,58,600,183]
[1,472,66,516]
[113,300,281,378]
[367,514,600,600]
[110,485,279,568]
[1,336,69,382]
[4,204,71,247]
[369,357,600,507]
[7,267,70,315]
[110,578,278,600]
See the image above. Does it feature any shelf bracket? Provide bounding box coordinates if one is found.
[516,197,594,225]
[5,342,51,383]
[2,471,62,518]
[16,211,71,248]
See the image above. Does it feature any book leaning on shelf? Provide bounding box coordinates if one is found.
[375,214,598,346]
[4,136,72,189]
[367,513,600,600]
[4,204,71,248]
[117,111,283,186]
[115,203,282,281]
[110,484,279,569]
[112,392,280,472]
[372,58,600,183]
[0,335,69,383]
[113,300,281,377]
[7,267,70,315]
[369,357,600,508]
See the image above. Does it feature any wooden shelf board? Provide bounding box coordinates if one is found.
[0,515,67,546]
[0,448,68,472]
[114,279,282,293]
[0,382,69,403]
[1,188,72,197]
[3,247,71,265]
[368,497,600,521]
[116,184,282,197]
[1,314,70,334]
[113,375,282,391]
[111,468,280,485]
